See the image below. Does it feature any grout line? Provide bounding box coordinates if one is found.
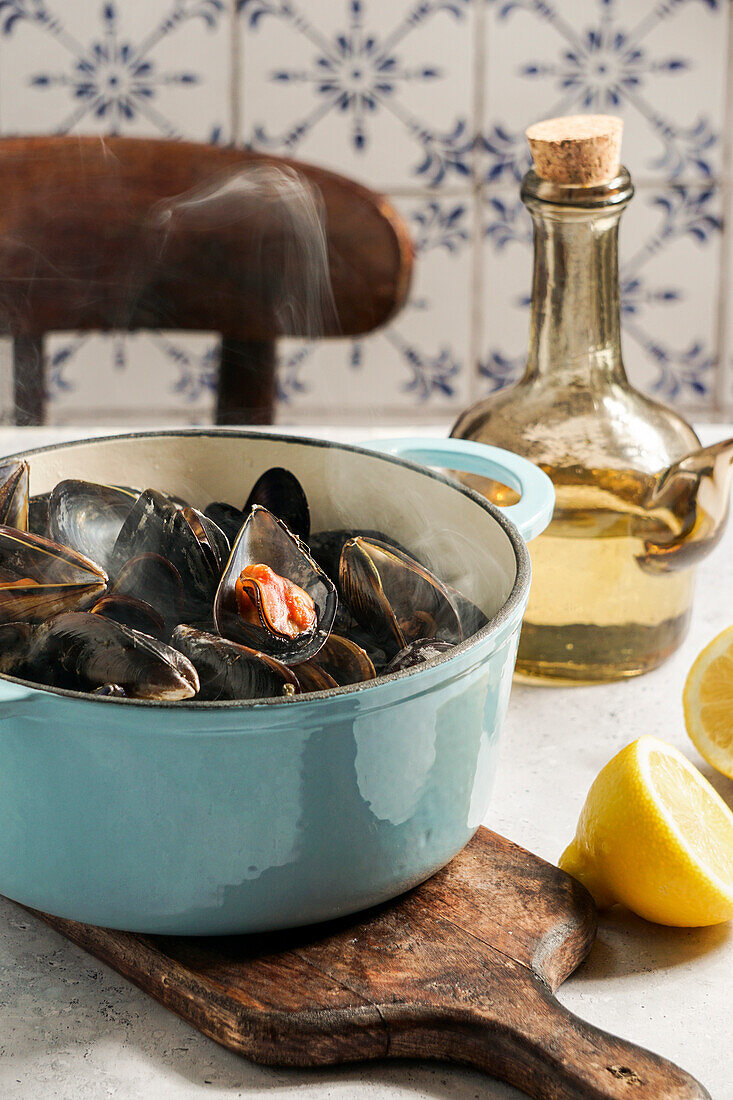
[230,0,241,146]
[713,1,733,414]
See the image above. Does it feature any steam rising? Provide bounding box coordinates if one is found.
[153,164,338,338]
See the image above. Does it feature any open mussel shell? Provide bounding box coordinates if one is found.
[299,633,376,687]
[309,529,410,589]
[385,639,456,674]
[0,461,29,531]
[245,467,310,543]
[48,480,137,575]
[444,584,489,639]
[0,527,108,623]
[293,632,376,694]
[293,662,338,693]
[203,502,246,545]
[181,507,230,576]
[171,625,299,701]
[214,505,337,665]
[91,594,167,640]
[110,489,217,623]
[110,553,184,635]
[22,612,199,700]
[339,537,462,661]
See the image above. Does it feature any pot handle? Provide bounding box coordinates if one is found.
[359,437,555,541]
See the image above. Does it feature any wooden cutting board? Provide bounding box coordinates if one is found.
[25,828,709,1100]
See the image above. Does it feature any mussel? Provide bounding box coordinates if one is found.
[385,639,456,673]
[339,537,462,660]
[245,467,310,543]
[93,683,127,697]
[309,529,410,589]
[203,501,246,544]
[48,480,138,574]
[0,621,33,675]
[28,493,50,538]
[0,527,108,623]
[214,505,337,665]
[91,594,167,640]
[110,489,218,623]
[181,507,230,575]
[293,662,338,692]
[0,461,29,531]
[296,633,376,688]
[22,612,199,700]
[171,625,299,701]
[110,553,184,635]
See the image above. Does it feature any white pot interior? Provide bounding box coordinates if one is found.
[21,433,519,620]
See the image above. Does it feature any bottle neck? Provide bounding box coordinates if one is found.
[522,175,631,387]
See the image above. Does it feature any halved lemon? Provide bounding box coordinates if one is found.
[684,626,733,780]
[559,736,733,926]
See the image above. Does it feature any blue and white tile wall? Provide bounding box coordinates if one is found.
[0,0,730,425]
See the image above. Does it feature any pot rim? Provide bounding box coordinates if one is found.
[0,428,530,708]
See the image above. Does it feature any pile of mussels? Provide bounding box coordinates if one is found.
[0,461,488,702]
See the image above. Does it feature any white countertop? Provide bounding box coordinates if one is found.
[1,423,731,1100]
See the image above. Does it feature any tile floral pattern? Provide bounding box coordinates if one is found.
[0,0,229,139]
[0,0,730,424]
[484,0,728,184]
[239,0,475,190]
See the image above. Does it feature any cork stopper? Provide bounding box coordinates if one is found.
[526,115,623,186]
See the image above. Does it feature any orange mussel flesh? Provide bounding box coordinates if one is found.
[235,563,316,640]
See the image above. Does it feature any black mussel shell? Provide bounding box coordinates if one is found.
[332,600,389,671]
[110,553,184,635]
[181,507,230,576]
[292,661,338,693]
[385,639,456,674]
[245,467,310,543]
[23,612,198,700]
[307,633,376,687]
[91,594,167,640]
[203,502,246,545]
[339,537,462,661]
[110,489,216,623]
[0,621,33,675]
[214,505,337,665]
[48,480,138,574]
[444,584,490,639]
[0,527,108,623]
[0,461,29,531]
[93,683,127,697]
[171,625,299,701]
[28,493,50,538]
[309,529,411,588]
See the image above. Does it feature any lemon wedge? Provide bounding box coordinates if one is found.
[559,736,733,926]
[684,626,733,780]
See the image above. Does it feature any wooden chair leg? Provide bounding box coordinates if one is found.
[13,335,45,426]
[216,338,276,426]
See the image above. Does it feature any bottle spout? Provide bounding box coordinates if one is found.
[639,437,733,573]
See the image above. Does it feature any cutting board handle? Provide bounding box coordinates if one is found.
[406,974,710,1100]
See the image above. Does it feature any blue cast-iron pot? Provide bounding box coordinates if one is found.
[0,431,553,934]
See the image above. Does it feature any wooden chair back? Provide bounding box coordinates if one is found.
[0,136,413,424]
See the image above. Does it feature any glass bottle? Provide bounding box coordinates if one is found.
[451,158,706,683]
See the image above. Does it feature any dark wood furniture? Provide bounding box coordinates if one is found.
[0,136,413,425]
[24,828,709,1099]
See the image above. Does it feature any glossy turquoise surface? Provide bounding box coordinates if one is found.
[0,432,553,933]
